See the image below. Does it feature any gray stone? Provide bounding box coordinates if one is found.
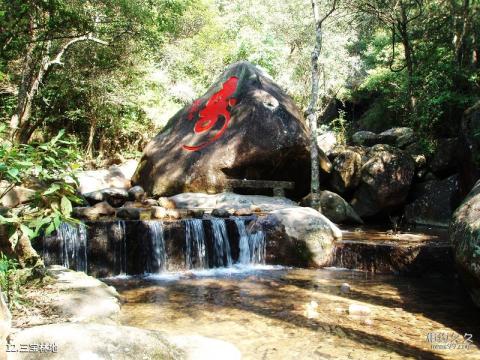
[84,188,129,208]
[328,146,364,193]
[77,159,138,195]
[249,207,342,267]
[151,206,168,219]
[351,131,395,147]
[450,180,480,307]
[211,208,231,218]
[9,323,183,360]
[127,185,145,201]
[379,127,415,148]
[72,201,115,221]
[317,130,338,155]
[351,145,415,217]
[170,192,297,212]
[0,183,35,208]
[300,191,363,224]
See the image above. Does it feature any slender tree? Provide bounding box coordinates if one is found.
[306,0,337,208]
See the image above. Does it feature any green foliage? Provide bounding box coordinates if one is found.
[0,253,18,308]
[0,125,83,245]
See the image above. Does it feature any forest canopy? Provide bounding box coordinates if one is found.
[0,0,478,157]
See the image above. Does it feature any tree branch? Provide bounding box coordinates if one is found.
[47,34,108,68]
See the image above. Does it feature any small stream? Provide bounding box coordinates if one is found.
[106,266,480,360]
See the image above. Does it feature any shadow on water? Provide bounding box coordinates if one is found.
[107,268,480,359]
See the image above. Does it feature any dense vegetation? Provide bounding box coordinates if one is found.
[0,0,479,269]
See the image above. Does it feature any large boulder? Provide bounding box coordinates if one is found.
[0,182,35,208]
[169,192,297,212]
[351,145,415,217]
[76,160,138,195]
[459,101,480,196]
[351,131,395,147]
[317,130,337,154]
[404,175,459,227]
[9,323,184,359]
[379,127,415,148]
[248,207,342,267]
[132,62,311,197]
[300,191,363,224]
[450,180,480,307]
[328,145,365,194]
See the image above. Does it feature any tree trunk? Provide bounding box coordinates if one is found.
[306,0,336,208]
[398,5,416,112]
[86,119,97,158]
[9,35,107,143]
[306,0,324,209]
[14,234,44,269]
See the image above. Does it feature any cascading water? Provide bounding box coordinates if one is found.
[233,217,266,264]
[112,220,127,275]
[46,222,88,273]
[147,221,167,273]
[210,218,233,267]
[184,219,208,269]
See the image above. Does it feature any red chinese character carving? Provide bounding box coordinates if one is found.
[183,76,239,151]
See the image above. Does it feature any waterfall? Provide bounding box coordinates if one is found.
[210,218,232,267]
[184,219,208,269]
[147,221,167,272]
[234,218,251,264]
[112,220,127,275]
[52,222,88,273]
[233,218,266,264]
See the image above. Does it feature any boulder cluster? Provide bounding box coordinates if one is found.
[314,126,462,226]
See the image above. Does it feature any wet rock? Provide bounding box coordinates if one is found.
[77,159,138,194]
[158,197,176,209]
[348,304,371,316]
[352,131,378,146]
[351,145,415,218]
[45,266,121,323]
[151,206,168,219]
[0,183,35,208]
[459,101,480,195]
[450,180,480,307]
[9,323,184,360]
[329,146,363,194]
[170,192,297,212]
[116,207,141,220]
[0,290,11,357]
[301,191,363,224]
[85,188,129,207]
[128,185,146,201]
[379,127,415,148]
[72,201,115,220]
[249,207,342,267]
[429,137,460,176]
[132,62,311,198]
[211,208,231,218]
[317,130,337,154]
[191,209,205,218]
[404,175,459,227]
[166,209,182,220]
[233,208,253,216]
[340,283,350,294]
[141,198,158,207]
